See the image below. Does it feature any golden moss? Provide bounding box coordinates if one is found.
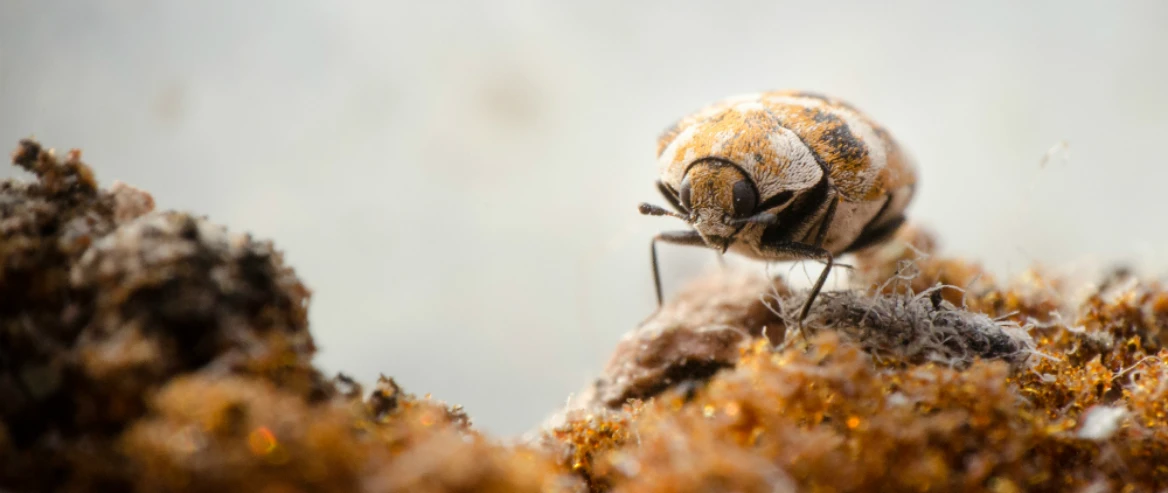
[589,337,1083,491]
[547,407,640,491]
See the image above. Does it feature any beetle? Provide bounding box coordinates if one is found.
[639,90,917,333]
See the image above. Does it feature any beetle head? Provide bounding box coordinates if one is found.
[676,160,756,251]
[640,159,786,253]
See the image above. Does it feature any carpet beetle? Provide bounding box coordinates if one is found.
[639,90,917,331]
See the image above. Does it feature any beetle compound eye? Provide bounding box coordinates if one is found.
[731,180,757,218]
[679,177,693,210]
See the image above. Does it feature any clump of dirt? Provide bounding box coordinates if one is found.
[0,140,579,493]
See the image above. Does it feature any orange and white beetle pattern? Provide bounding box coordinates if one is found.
[639,90,917,328]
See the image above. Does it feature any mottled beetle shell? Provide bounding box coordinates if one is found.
[656,90,917,259]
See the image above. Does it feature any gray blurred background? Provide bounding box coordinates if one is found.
[2,1,1167,435]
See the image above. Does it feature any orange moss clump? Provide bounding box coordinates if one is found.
[123,375,579,493]
[542,407,640,492]
[588,337,1094,492]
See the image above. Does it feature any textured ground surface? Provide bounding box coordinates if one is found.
[3,140,1168,492]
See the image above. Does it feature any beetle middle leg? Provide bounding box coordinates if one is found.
[758,239,833,339]
[760,194,841,338]
[649,229,707,306]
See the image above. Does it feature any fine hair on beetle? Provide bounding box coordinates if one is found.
[640,91,918,335]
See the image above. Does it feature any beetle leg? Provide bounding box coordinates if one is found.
[759,194,840,339]
[650,229,707,306]
[757,239,833,340]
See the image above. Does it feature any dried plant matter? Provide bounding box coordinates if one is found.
[5,138,1168,492]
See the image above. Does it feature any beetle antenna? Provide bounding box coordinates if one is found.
[638,203,690,222]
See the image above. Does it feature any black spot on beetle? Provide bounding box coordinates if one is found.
[799,106,868,165]
[825,124,866,162]
[810,107,836,124]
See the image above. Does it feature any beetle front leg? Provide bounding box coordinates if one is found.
[656,180,688,215]
[650,229,707,306]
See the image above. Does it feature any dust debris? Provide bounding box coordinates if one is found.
[794,288,1035,367]
[1077,405,1128,440]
